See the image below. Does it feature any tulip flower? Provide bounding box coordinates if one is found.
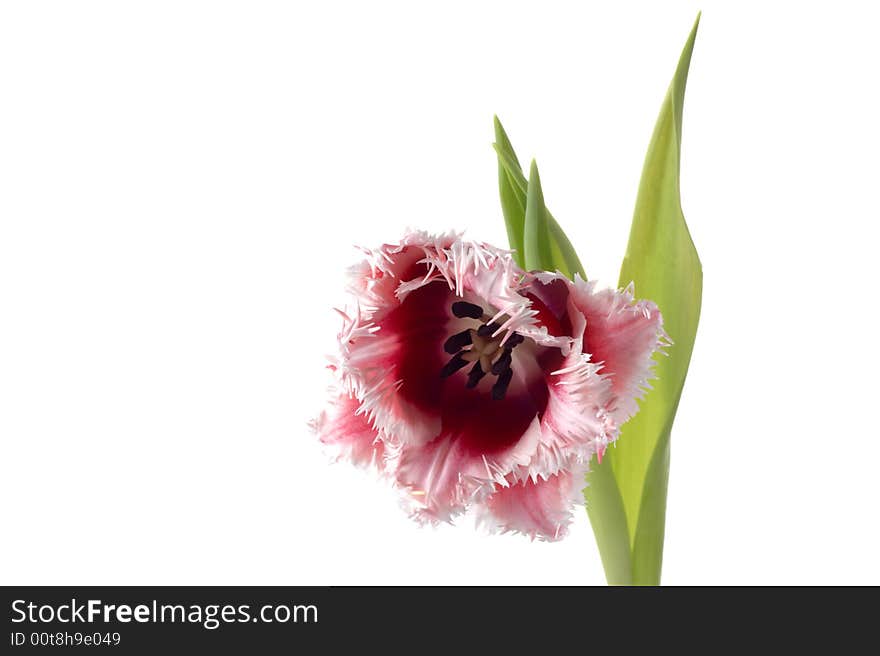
[314,232,663,540]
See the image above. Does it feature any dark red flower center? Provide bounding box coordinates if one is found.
[382,278,553,456]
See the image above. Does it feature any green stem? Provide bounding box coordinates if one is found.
[584,457,633,585]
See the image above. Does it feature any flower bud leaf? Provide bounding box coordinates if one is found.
[493,115,527,266]
[493,118,585,279]
[524,161,554,272]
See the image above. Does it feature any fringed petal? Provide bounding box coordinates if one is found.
[311,391,385,470]
[394,416,543,523]
[568,276,667,426]
[522,273,616,473]
[475,464,588,541]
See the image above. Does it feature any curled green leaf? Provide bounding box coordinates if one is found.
[493,118,585,279]
[523,161,554,271]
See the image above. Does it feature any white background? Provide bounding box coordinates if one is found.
[2,1,878,585]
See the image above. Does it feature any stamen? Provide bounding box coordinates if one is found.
[440,353,469,378]
[451,301,484,319]
[443,329,472,354]
[491,349,512,375]
[504,333,525,348]
[465,362,486,389]
[491,368,513,400]
[476,322,501,338]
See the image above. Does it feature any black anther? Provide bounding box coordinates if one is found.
[465,362,486,389]
[476,322,501,338]
[440,353,469,378]
[451,301,484,319]
[443,329,472,354]
[491,349,512,375]
[491,368,514,400]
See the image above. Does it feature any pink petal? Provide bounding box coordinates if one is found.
[476,466,587,541]
[568,277,666,425]
[523,274,616,473]
[524,273,573,339]
[312,392,384,470]
[535,343,615,473]
[345,279,449,446]
[394,416,543,522]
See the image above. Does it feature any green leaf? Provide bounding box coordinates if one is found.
[587,13,703,585]
[523,161,554,271]
[583,451,633,585]
[492,118,586,279]
[546,219,586,282]
[494,116,527,268]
